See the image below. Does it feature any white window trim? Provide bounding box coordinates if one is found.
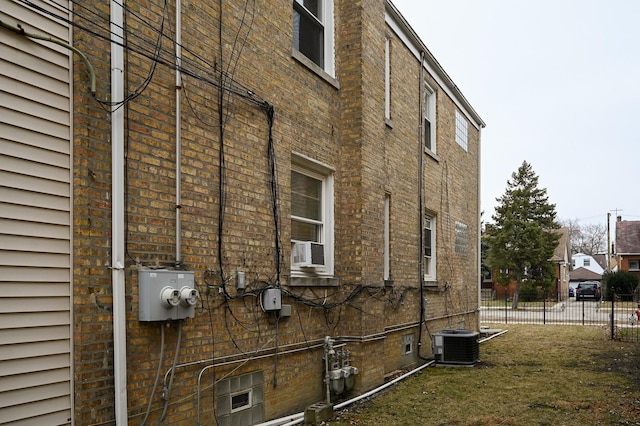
[384,193,391,280]
[629,259,639,271]
[424,83,436,153]
[293,0,335,78]
[424,214,436,281]
[230,389,252,413]
[384,35,391,120]
[455,110,468,151]
[291,154,334,277]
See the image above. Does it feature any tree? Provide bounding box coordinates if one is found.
[560,218,607,255]
[486,161,560,309]
[603,270,639,300]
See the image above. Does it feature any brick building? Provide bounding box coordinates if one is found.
[1,0,484,424]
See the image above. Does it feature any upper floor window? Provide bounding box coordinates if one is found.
[293,0,335,75]
[384,35,391,121]
[583,259,591,267]
[424,85,436,152]
[455,110,468,151]
[455,221,468,254]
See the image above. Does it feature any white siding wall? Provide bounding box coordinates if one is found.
[1,1,73,424]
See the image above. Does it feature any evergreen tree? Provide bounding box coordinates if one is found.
[487,161,560,309]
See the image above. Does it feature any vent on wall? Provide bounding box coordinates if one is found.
[432,329,480,365]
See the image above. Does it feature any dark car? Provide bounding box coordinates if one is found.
[575,281,601,301]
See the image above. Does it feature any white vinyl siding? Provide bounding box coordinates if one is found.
[1,1,73,424]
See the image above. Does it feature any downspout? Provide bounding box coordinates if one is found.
[175,0,182,263]
[417,51,428,360]
[110,0,128,424]
[477,126,482,331]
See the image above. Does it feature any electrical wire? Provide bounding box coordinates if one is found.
[139,323,166,425]
[160,321,182,421]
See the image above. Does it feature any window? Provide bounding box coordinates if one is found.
[384,193,391,280]
[231,390,252,413]
[293,0,334,75]
[455,110,468,151]
[583,259,591,267]
[423,215,436,280]
[629,260,640,271]
[455,221,468,254]
[424,85,436,152]
[384,35,391,120]
[291,156,334,275]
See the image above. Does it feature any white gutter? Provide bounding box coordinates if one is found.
[110,1,128,424]
[175,0,182,262]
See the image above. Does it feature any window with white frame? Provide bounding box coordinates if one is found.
[455,110,468,151]
[423,214,436,281]
[583,259,591,267]
[384,35,391,120]
[384,193,391,280]
[291,156,334,274]
[293,0,334,75]
[629,259,639,271]
[424,85,436,152]
[455,221,468,254]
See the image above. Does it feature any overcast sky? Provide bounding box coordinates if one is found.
[392,0,640,229]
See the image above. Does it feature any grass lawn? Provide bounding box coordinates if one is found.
[327,324,640,425]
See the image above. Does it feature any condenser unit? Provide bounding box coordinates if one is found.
[432,329,479,365]
[292,241,325,267]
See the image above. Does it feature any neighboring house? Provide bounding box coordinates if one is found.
[615,217,640,280]
[550,227,571,301]
[569,253,604,289]
[572,253,605,275]
[1,1,484,424]
[484,228,570,302]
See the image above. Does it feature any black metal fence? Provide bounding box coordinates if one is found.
[480,288,640,342]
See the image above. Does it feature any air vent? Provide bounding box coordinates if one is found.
[432,329,479,365]
[292,241,325,267]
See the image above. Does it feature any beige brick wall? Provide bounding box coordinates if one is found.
[71,0,481,424]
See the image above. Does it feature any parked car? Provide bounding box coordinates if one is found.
[576,281,601,301]
[568,287,575,297]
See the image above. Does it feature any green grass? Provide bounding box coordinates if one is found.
[327,325,640,426]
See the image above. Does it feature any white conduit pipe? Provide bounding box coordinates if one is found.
[175,0,182,262]
[110,1,128,424]
[255,360,435,426]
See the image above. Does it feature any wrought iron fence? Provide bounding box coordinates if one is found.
[480,288,640,342]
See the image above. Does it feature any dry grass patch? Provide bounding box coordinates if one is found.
[328,325,640,426]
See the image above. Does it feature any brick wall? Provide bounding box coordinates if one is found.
[71,0,481,424]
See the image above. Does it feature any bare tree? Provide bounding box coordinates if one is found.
[560,219,607,255]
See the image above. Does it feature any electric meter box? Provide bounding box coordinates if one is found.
[262,288,282,311]
[139,270,196,321]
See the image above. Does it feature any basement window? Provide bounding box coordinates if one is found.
[231,390,252,413]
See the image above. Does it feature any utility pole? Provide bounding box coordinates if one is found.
[607,212,611,272]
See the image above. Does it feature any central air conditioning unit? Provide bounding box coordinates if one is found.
[432,329,480,365]
[292,241,325,267]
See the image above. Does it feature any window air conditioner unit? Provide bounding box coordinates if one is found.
[292,241,325,267]
[432,329,480,365]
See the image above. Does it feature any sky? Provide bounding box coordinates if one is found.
[392,0,640,229]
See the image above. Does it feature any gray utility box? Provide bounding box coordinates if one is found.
[139,270,196,321]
